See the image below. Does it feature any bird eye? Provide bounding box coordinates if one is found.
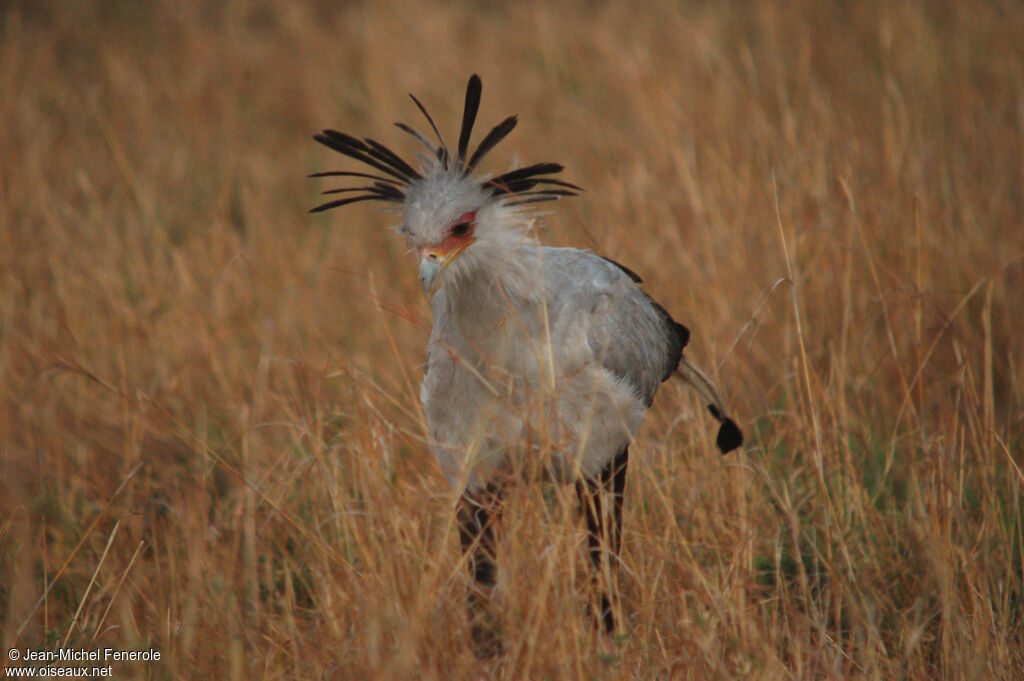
[449,211,477,238]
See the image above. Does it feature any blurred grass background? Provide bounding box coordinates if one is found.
[1,1,1022,679]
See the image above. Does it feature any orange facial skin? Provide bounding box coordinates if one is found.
[420,211,477,261]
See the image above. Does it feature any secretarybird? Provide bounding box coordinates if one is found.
[311,74,742,658]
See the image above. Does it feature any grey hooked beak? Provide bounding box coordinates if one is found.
[417,238,474,294]
[419,256,442,293]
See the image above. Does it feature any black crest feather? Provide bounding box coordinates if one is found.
[394,121,438,156]
[408,93,449,166]
[487,162,582,199]
[468,115,517,170]
[310,74,581,213]
[458,74,482,163]
[313,130,418,183]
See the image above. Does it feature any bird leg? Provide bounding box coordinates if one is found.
[457,484,504,659]
[576,445,628,634]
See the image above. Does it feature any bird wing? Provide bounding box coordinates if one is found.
[536,248,688,406]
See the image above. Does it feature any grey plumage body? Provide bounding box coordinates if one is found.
[311,74,741,656]
[423,244,680,491]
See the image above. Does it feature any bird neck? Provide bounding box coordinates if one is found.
[434,244,541,331]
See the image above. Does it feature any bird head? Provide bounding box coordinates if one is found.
[310,75,580,293]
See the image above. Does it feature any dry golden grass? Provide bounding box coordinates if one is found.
[2,1,1023,678]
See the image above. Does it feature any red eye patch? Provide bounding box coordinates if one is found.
[449,211,477,238]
